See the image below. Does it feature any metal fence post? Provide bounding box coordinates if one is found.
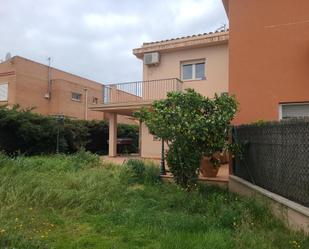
[160,139,166,175]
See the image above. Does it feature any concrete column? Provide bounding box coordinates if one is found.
[108,113,117,157]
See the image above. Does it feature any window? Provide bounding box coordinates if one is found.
[195,63,205,79]
[181,61,205,80]
[0,83,8,101]
[92,97,98,104]
[104,87,110,103]
[280,103,309,120]
[182,64,193,80]
[71,92,82,102]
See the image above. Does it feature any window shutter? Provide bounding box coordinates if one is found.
[282,104,309,119]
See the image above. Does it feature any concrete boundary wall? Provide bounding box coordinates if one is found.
[229,175,309,234]
[161,174,228,189]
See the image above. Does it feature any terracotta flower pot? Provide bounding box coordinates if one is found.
[220,151,229,164]
[199,157,219,177]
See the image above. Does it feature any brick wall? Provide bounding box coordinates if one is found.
[0,56,105,120]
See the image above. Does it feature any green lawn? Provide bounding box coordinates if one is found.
[0,151,308,249]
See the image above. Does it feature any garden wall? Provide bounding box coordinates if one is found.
[229,175,309,234]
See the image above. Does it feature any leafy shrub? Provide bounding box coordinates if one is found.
[135,89,237,189]
[126,159,145,177]
[0,106,59,155]
[0,106,138,155]
[123,159,146,184]
[122,159,160,185]
[68,149,101,171]
[83,120,109,154]
[79,120,139,155]
[166,143,202,188]
[143,161,160,185]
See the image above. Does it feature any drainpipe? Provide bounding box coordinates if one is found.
[46,57,52,99]
[84,87,88,120]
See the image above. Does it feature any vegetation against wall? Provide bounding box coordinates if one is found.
[233,118,309,207]
[0,105,138,155]
[135,89,237,188]
[83,120,139,155]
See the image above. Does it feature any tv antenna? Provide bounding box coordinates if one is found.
[215,24,227,32]
[5,52,11,61]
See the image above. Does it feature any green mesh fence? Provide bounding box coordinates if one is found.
[233,119,309,207]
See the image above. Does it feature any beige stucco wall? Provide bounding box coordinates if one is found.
[143,44,228,97]
[141,123,160,159]
[140,44,228,158]
[141,122,170,159]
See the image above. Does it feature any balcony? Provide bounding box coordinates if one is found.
[103,78,183,105]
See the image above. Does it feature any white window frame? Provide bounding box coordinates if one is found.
[279,102,309,120]
[181,59,206,81]
[0,82,8,102]
[71,92,82,102]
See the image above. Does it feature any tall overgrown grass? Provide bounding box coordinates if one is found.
[0,152,308,249]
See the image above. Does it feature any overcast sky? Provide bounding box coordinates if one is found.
[0,0,227,84]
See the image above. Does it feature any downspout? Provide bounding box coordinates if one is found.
[84,87,88,120]
[45,57,52,99]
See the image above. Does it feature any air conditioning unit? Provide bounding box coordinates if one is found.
[144,52,160,65]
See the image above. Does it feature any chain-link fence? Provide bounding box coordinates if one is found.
[233,119,309,207]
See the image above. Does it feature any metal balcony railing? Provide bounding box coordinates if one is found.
[103,78,183,104]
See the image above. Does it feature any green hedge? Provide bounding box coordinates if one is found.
[0,106,138,155]
[83,120,139,155]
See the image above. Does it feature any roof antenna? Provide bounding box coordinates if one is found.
[5,52,12,61]
[215,24,227,32]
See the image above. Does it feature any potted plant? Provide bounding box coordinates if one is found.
[199,152,221,177]
[199,149,230,177]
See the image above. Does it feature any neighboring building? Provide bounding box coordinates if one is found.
[91,30,229,158]
[222,0,309,124]
[0,56,104,120]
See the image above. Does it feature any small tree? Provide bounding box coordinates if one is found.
[135,89,237,188]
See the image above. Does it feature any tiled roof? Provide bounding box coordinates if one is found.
[143,29,229,46]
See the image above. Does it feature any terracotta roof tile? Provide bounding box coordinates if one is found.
[143,29,229,46]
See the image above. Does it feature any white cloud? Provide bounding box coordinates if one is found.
[0,0,227,83]
[83,13,140,30]
[171,0,216,25]
[24,29,40,40]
